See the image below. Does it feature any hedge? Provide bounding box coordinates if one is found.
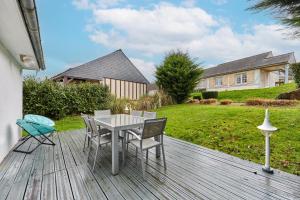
[23,78,112,119]
[202,91,218,99]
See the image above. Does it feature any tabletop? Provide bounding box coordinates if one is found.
[94,114,144,129]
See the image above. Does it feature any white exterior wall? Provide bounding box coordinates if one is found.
[0,43,23,162]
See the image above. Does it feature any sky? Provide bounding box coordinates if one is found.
[29,0,300,82]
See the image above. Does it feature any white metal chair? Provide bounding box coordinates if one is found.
[94,109,111,117]
[143,111,157,119]
[126,111,157,150]
[81,114,92,152]
[94,109,111,135]
[130,110,143,117]
[128,118,167,178]
[87,117,125,171]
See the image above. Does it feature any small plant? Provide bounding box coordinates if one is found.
[193,95,202,100]
[246,98,299,106]
[220,99,233,105]
[199,98,217,104]
[202,91,218,99]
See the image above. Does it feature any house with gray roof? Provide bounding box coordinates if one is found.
[52,49,149,99]
[197,51,296,91]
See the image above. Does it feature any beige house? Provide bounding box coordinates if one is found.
[197,52,296,91]
[52,50,149,100]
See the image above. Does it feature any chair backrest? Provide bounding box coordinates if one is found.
[143,111,157,119]
[16,119,40,136]
[88,118,99,138]
[81,114,91,132]
[94,110,111,118]
[141,118,167,139]
[131,110,143,117]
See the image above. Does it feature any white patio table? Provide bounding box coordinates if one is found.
[94,114,160,175]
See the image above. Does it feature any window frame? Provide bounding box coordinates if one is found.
[235,73,247,85]
[215,76,223,87]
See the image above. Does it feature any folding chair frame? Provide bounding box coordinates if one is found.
[13,128,55,154]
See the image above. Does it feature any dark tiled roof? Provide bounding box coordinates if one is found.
[202,52,295,78]
[52,50,149,84]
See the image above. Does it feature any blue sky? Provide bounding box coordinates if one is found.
[30,0,300,82]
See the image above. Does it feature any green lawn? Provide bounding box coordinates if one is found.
[54,104,300,175]
[156,104,300,175]
[54,115,84,132]
[193,83,297,102]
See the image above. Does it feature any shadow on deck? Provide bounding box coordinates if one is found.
[0,129,299,200]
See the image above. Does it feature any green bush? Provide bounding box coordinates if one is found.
[291,63,300,88]
[156,50,203,103]
[193,95,202,100]
[202,91,218,99]
[23,77,111,119]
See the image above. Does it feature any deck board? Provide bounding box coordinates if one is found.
[0,129,299,200]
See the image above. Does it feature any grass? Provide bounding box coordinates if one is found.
[53,104,300,175]
[54,115,84,132]
[156,104,300,175]
[192,83,297,102]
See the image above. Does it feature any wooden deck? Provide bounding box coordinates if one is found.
[0,129,299,200]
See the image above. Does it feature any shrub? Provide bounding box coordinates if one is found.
[202,91,218,99]
[220,99,233,105]
[110,98,130,114]
[291,63,300,88]
[277,89,300,100]
[199,98,217,104]
[109,90,174,113]
[193,95,202,100]
[23,77,111,119]
[246,98,299,106]
[156,50,203,103]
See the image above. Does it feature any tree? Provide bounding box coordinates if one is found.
[291,63,300,88]
[248,0,300,38]
[155,50,203,103]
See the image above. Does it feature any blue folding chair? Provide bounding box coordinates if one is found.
[13,117,56,154]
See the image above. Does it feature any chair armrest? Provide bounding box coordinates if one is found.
[127,130,141,140]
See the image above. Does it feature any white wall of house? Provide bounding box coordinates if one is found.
[0,42,23,162]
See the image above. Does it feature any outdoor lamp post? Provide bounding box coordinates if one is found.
[257,109,278,174]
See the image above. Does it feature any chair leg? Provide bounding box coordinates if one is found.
[146,150,149,163]
[135,147,138,163]
[87,142,91,162]
[126,132,129,151]
[122,138,125,166]
[161,144,167,170]
[93,144,100,171]
[140,149,145,179]
[83,134,87,152]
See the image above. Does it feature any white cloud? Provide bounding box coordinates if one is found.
[130,58,156,82]
[74,2,300,81]
[89,3,218,56]
[85,3,300,66]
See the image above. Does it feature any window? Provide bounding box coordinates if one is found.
[236,73,247,85]
[215,77,223,87]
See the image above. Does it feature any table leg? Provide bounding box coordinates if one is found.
[155,136,161,158]
[112,128,119,175]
